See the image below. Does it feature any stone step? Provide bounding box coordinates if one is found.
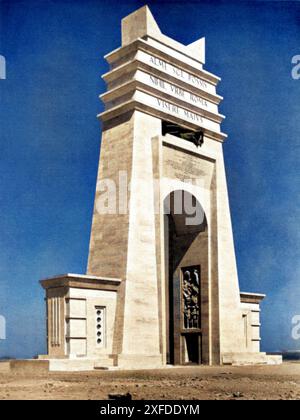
[0,360,50,373]
[47,357,116,371]
[222,352,282,366]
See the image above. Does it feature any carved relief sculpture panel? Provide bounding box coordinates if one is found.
[182,266,201,330]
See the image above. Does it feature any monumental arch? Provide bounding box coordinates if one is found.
[40,6,281,370]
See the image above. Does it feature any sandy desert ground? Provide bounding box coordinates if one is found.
[0,362,300,400]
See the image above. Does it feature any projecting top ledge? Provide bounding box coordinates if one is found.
[40,273,122,291]
[121,5,206,64]
[240,292,266,305]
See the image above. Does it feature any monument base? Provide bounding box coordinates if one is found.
[37,352,282,371]
[38,354,163,371]
[38,274,282,370]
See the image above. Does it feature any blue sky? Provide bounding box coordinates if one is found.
[0,0,299,358]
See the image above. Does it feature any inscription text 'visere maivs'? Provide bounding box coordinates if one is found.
[156,98,204,124]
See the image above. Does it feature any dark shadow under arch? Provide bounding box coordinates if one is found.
[164,190,208,365]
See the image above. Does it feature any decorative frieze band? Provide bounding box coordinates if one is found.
[101,79,224,124]
[104,38,220,85]
[134,90,221,133]
[101,37,227,142]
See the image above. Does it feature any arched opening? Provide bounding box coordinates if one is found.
[164,190,208,365]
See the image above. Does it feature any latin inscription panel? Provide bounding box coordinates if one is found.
[135,70,219,115]
[136,50,216,96]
